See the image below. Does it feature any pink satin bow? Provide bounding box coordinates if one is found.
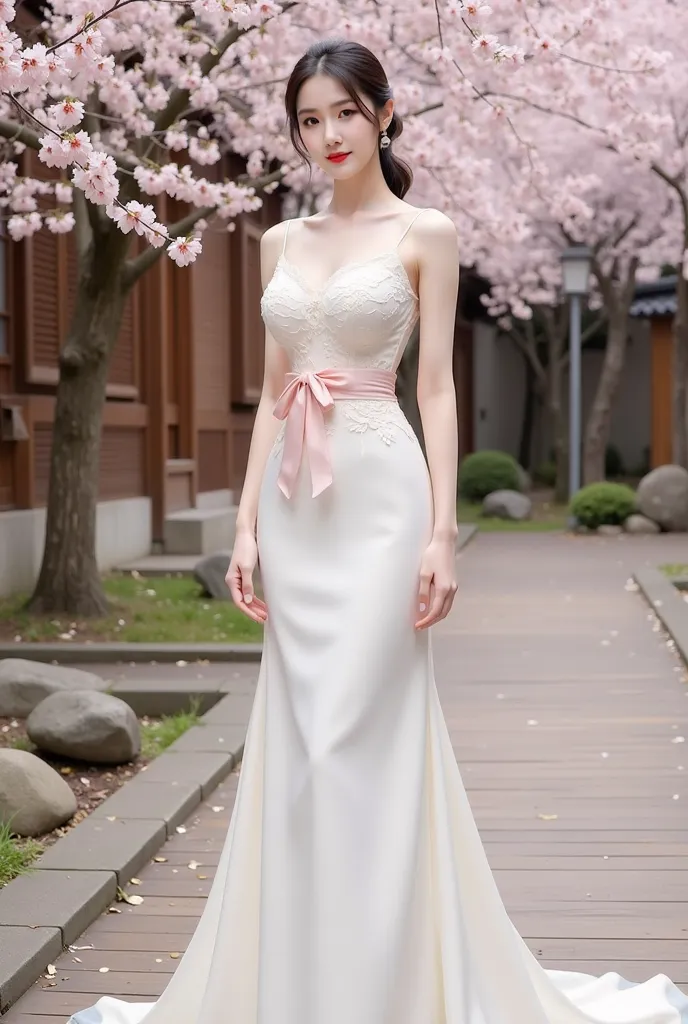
[272,368,397,499]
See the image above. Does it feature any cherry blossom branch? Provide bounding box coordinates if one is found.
[45,0,191,55]
[121,201,216,286]
[1,93,139,174]
[122,167,283,285]
[152,1,298,139]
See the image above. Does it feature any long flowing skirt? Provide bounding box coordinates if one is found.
[69,409,688,1024]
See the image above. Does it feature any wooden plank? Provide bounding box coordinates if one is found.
[6,533,688,1019]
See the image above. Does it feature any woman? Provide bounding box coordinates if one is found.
[69,38,688,1024]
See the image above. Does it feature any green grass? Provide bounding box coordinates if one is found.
[457,499,569,532]
[660,564,688,578]
[0,573,263,644]
[0,820,43,888]
[140,700,203,759]
[9,736,35,752]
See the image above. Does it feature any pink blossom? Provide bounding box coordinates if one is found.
[462,1,491,18]
[60,131,94,167]
[164,128,189,152]
[144,222,169,248]
[46,210,75,233]
[49,97,85,129]
[72,152,119,206]
[471,34,500,58]
[167,236,202,267]
[20,43,50,87]
[55,182,72,203]
[39,134,72,169]
[133,167,167,196]
[0,54,22,90]
[107,200,156,235]
[8,212,41,240]
[188,136,221,166]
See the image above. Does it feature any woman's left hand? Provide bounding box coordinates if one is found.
[414,534,459,630]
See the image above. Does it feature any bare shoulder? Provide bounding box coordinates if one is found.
[260,218,290,256]
[414,208,459,253]
[259,219,291,286]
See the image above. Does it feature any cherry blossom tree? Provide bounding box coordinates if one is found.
[1,0,672,613]
[470,0,688,466]
[0,0,552,614]
[478,130,676,492]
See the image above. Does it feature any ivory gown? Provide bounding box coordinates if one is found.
[69,207,688,1024]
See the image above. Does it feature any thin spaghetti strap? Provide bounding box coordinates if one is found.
[280,219,290,256]
[395,208,428,249]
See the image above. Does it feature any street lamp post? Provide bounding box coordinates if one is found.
[561,245,592,509]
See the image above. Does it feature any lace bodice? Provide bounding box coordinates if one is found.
[260,210,428,459]
[260,212,425,374]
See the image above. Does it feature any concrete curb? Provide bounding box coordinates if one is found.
[0,642,263,664]
[634,567,688,668]
[458,523,478,549]
[0,690,250,1013]
[0,527,476,668]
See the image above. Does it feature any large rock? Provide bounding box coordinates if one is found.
[27,690,141,764]
[482,489,532,521]
[0,748,76,837]
[0,659,105,717]
[624,513,661,535]
[515,465,531,494]
[636,465,688,531]
[193,552,231,601]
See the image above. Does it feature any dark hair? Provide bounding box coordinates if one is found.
[284,38,413,199]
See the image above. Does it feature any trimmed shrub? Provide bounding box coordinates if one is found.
[533,460,556,488]
[570,482,636,529]
[458,451,521,502]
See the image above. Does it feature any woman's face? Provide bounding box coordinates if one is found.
[295,73,392,179]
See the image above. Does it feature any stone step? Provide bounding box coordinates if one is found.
[163,506,239,556]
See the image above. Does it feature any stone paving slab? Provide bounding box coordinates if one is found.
[108,680,223,716]
[634,566,688,667]
[0,670,258,1016]
[166,722,246,756]
[36,818,167,883]
[137,751,235,797]
[90,779,200,835]
[0,642,263,663]
[200,692,256,724]
[0,870,116,943]
[0,928,62,1013]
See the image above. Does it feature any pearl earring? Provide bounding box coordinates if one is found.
[379,126,391,150]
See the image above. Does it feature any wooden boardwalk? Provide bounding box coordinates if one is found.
[4,531,688,1019]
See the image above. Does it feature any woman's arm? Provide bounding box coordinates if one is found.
[415,209,461,541]
[234,222,292,538]
[226,220,291,621]
[413,209,461,630]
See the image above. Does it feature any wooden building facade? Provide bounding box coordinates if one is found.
[0,150,282,584]
[629,276,677,469]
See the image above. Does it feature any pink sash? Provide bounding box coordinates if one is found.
[272,368,397,498]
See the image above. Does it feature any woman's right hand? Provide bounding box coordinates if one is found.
[225,529,268,625]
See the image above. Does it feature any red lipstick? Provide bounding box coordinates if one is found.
[327,152,350,163]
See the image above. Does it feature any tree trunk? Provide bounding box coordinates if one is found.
[583,311,629,484]
[27,266,127,616]
[673,275,688,468]
[518,353,537,470]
